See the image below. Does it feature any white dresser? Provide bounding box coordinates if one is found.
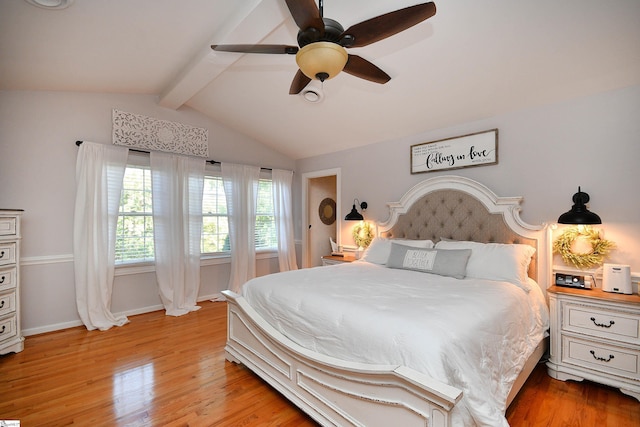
[0,209,24,354]
[546,285,640,402]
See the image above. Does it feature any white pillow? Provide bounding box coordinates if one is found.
[434,240,536,291]
[361,237,434,265]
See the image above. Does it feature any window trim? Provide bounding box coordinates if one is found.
[115,163,154,265]
[114,250,278,276]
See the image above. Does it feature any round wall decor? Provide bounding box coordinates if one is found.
[553,225,615,269]
[318,198,336,225]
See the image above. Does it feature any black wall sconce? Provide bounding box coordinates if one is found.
[557,187,602,225]
[345,199,367,221]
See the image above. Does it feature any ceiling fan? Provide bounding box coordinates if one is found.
[211,0,436,95]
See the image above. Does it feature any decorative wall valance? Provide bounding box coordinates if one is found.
[112,109,209,158]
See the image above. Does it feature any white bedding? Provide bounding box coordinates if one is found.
[242,261,549,427]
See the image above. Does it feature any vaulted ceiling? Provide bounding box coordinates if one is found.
[2,0,639,159]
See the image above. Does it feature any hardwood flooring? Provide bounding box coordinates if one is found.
[1,300,638,426]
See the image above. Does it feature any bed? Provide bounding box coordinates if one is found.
[222,175,552,427]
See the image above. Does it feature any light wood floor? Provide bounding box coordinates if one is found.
[1,301,638,426]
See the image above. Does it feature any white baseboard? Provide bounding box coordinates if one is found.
[23,319,84,336]
[22,294,223,336]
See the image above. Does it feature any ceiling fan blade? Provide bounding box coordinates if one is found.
[289,69,312,95]
[340,2,436,48]
[211,44,298,55]
[342,55,391,84]
[285,0,324,31]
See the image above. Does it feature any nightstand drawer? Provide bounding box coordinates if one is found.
[0,242,16,266]
[562,336,640,379]
[0,266,17,292]
[0,315,17,342]
[563,302,640,345]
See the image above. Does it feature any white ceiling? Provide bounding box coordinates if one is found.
[2,0,639,160]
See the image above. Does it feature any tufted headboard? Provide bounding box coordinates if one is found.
[377,176,550,285]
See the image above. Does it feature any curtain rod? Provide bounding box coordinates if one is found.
[75,140,272,171]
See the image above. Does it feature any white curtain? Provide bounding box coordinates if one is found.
[221,163,260,294]
[73,141,129,331]
[151,151,205,316]
[272,169,298,271]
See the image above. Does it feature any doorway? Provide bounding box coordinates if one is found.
[302,168,341,268]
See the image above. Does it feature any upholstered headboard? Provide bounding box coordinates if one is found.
[377,176,550,285]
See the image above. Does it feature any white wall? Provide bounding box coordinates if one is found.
[0,90,295,334]
[295,85,640,274]
[2,86,639,334]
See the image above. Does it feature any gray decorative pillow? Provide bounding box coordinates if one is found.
[386,243,472,279]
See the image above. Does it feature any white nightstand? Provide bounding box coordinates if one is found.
[321,255,355,266]
[546,285,640,402]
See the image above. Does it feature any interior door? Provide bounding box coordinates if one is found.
[302,169,341,268]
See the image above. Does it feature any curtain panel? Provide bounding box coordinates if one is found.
[151,152,205,316]
[272,169,298,271]
[221,163,260,294]
[73,141,130,331]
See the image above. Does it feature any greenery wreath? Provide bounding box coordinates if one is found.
[352,222,374,248]
[553,225,615,269]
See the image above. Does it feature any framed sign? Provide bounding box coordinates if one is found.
[411,129,498,174]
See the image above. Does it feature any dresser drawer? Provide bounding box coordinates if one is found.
[0,315,17,342]
[0,216,17,236]
[0,242,16,266]
[0,266,17,292]
[0,291,16,317]
[563,302,640,345]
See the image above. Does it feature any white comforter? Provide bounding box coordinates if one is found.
[242,261,549,427]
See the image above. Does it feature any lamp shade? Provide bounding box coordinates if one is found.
[296,42,348,81]
[557,187,602,225]
[345,204,364,221]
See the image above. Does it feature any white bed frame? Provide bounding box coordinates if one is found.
[223,175,551,427]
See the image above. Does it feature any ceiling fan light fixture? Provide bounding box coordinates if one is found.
[301,80,324,103]
[296,42,348,81]
[24,0,74,9]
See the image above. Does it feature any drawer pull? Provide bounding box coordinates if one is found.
[590,350,614,362]
[0,275,4,284]
[0,251,4,259]
[0,300,4,309]
[590,317,615,328]
[0,325,4,334]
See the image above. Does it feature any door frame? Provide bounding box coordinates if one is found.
[301,168,341,268]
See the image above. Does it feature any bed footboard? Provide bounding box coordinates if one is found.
[223,290,462,427]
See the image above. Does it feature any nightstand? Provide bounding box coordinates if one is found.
[546,285,640,401]
[321,255,355,266]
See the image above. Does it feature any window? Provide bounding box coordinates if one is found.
[115,166,154,263]
[201,176,230,253]
[255,179,276,250]
[115,169,278,263]
[201,176,277,254]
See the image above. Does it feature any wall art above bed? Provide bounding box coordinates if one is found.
[410,129,498,174]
